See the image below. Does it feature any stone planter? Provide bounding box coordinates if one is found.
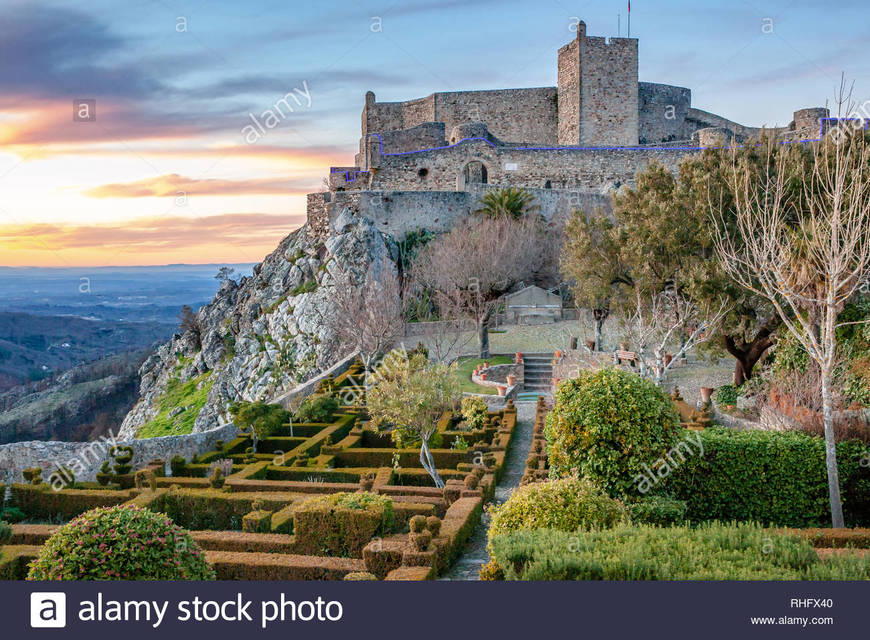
[700,387,715,404]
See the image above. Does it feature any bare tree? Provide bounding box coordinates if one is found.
[711,82,870,527]
[179,305,202,349]
[412,215,549,358]
[620,286,729,385]
[403,277,473,363]
[323,257,405,374]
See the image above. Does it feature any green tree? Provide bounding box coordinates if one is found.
[366,350,460,487]
[563,142,812,384]
[230,401,290,451]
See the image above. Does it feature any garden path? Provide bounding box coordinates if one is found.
[441,400,536,580]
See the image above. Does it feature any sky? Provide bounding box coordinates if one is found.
[0,0,867,267]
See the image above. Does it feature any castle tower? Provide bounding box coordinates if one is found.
[557,21,639,147]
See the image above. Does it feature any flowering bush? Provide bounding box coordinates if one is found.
[27,505,214,581]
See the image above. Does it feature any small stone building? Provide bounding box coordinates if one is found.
[504,286,562,324]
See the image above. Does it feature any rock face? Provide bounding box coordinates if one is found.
[119,217,398,439]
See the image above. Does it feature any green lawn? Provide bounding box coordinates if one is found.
[455,356,513,395]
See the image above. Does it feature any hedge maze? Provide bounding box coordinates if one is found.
[0,361,518,580]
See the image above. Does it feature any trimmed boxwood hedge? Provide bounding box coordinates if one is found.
[658,429,870,527]
[489,522,870,580]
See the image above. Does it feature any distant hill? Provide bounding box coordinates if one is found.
[0,312,171,390]
[0,351,146,443]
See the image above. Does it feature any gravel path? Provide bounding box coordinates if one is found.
[442,401,536,580]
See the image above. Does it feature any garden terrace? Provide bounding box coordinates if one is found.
[0,372,518,581]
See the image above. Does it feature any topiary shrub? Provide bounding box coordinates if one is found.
[295,395,339,424]
[169,455,187,476]
[109,445,135,476]
[409,515,427,533]
[627,495,687,526]
[487,478,627,547]
[26,505,214,580]
[545,368,681,498]
[461,396,489,430]
[293,492,396,558]
[344,571,378,581]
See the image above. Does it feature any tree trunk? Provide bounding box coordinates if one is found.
[593,308,608,351]
[723,329,775,386]
[821,367,845,527]
[419,439,444,488]
[477,316,491,359]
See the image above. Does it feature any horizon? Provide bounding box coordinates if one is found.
[1,0,867,267]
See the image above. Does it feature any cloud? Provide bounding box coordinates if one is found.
[0,213,304,253]
[84,174,318,198]
[0,4,161,101]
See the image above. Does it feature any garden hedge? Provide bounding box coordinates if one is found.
[659,429,870,527]
[489,522,870,580]
[10,484,133,522]
[293,492,396,558]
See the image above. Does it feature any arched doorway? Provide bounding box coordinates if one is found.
[457,161,488,190]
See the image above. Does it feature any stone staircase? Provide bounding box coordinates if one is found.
[521,353,554,396]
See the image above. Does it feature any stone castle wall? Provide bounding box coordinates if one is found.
[638,82,692,143]
[308,187,611,242]
[364,139,689,192]
[578,35,639,146]
[362,87,559,155]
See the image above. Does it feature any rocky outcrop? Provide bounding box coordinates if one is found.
[119,217,399,439]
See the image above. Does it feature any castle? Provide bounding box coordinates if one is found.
[307,22,830,240]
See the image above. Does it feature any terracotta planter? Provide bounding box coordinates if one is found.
[700,387,715,404]
[507,375,517,386]
[480,373,487,381]
[554,350,563,359]
[585,339,596,351]
[497,385,507,397]
[515,352,523,363]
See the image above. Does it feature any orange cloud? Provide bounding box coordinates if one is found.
[0,213,305,266]
[84,174,316,198]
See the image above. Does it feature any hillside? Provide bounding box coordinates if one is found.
[119,214,398,438]
[0,312,171,390]
[0,351,145,443]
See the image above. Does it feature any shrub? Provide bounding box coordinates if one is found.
[544,368,681,497]
[627,496,687,526]
[660,428,870,527]
[294,395,339,424]
[0,507,25,523]
[714,384,740,407]
[487,478,627,546]
[293,492,396,558]
[344,571,378,581]
[489,522,870,580]
[0,521,12,545]
[26,505,214,580]
[461,396,489,430]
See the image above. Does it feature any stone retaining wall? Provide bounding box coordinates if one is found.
[0,422,239,484]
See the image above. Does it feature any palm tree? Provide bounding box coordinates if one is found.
[474,187,539,220]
